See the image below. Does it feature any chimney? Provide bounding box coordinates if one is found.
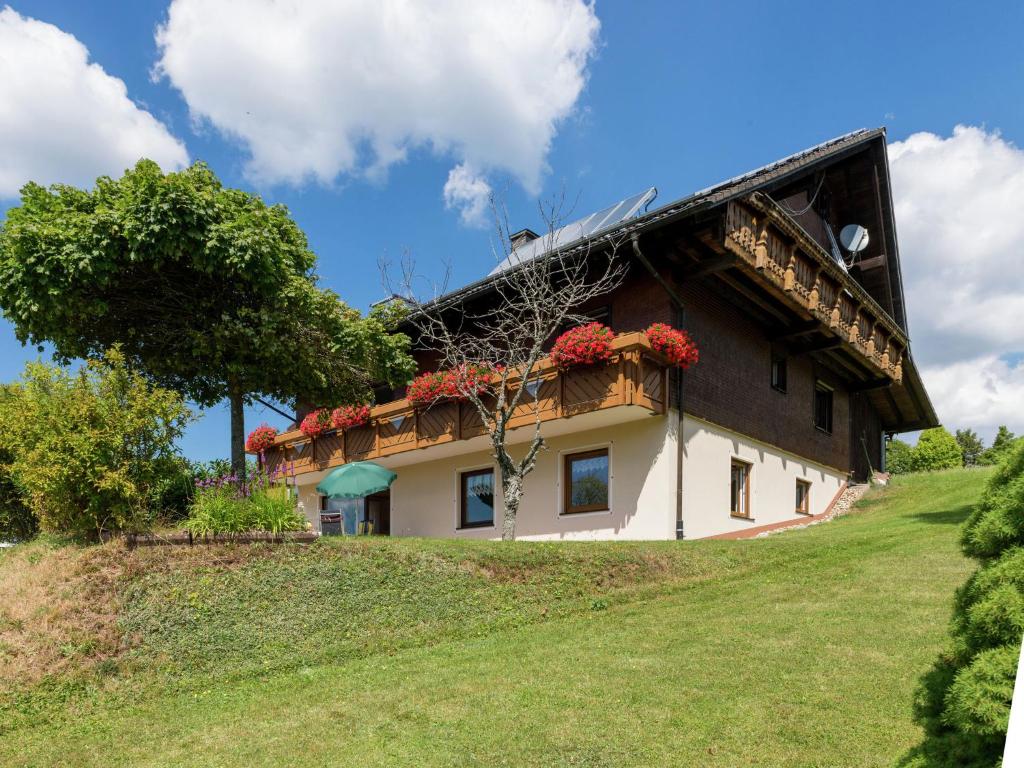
[509,228,539,250]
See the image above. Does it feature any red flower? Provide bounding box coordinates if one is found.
[645,323,699,369]
[331,403,371,430]
[550,322,616,368]
[245,424,278,453]
[406,371,449,407]
[299,408,332,438]
[406,363,496,407]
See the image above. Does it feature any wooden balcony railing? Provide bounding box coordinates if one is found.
[261,333,669,477]
[723,193,907,383]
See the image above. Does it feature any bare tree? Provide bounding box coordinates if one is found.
[386,195,628,540]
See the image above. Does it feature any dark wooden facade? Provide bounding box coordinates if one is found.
[262,128,936,483]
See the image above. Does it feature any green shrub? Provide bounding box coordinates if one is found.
[910,440,1024,766]
[911,427,963,472]
[887,437,915,474]
[0,455,36,542]
[0,349,193,540]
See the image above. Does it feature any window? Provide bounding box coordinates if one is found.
[563,448,610,514]
[730,460,751,519]
[557,305,612,336]
[796,479,811,515]
[814,383,833,434]
[459,468,495,528]
[771,355,788,393]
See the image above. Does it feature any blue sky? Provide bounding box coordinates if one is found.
[2,0,1023,459]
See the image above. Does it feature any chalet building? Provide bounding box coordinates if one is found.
[259,128,937,540]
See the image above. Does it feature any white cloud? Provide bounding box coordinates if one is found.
[443,163,492,225]
[889,125,1024,437]
[0,7,187,198]
[920,356,1024,439]
[155,0,600,221]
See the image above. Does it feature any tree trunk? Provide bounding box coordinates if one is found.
[500,471,521,541]
[229,384,246,480]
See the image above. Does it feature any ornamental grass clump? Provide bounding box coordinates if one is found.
[645,323,699,369]
[185,464,305,537]
[907,440,1024,767]
[549,322,615,368]
[331,404,371,430]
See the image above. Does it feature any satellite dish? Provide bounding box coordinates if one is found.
[839,224,869,254]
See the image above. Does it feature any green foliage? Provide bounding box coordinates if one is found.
[956,429,986,467]
[887,437,915,474]
[0,160,415,470]
[961,441,1024,560]
[0,451,36,543]
[910,440,1024,766]
[911,427,964,472]
[0,349,193,539]
[184,482,305,537]
[979,426,1019,467]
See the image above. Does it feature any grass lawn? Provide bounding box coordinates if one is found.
[1,468,991,767]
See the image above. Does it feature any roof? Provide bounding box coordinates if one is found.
[404,127,936,433]
[423,127,885,313]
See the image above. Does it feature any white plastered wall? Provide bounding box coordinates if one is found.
[296,484,322,531]
[294,414,678,541]
[680,414,847,539]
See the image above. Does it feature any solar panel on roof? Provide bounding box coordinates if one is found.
[488,187,657,276]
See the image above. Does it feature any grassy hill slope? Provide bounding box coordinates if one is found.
[1,468,992,767]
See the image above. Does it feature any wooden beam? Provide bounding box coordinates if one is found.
[848,377,893,393]
[678,254,734,280]
[770,319,820,341]
[794,336,844,355]
[715,271,794,325]
[853,253,886,271]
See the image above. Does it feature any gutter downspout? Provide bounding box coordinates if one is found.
[631,234,687,540]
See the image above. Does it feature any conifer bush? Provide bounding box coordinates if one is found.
[907,440,1024,767]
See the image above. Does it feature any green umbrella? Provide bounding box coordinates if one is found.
[316,462,397,499]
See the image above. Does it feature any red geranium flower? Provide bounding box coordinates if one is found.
[407,364,496,407]
[245,424,278,453]
[550,322,616,368]
[299,408,332,438]
[645,323,699,369]
[331,403,371,430]
[406,371,448,407]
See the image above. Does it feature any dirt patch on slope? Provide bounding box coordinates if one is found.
[0,540,267,687]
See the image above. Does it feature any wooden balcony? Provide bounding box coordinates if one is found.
[261,333,669,477]
[722,193,907,383]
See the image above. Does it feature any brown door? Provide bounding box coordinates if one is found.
[365,491,391,535]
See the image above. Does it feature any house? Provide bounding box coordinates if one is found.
[258,128,937,540]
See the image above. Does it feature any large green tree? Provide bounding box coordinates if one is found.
[955,428,985,467]
[979,426,1019,467]
[0,160,414,475]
